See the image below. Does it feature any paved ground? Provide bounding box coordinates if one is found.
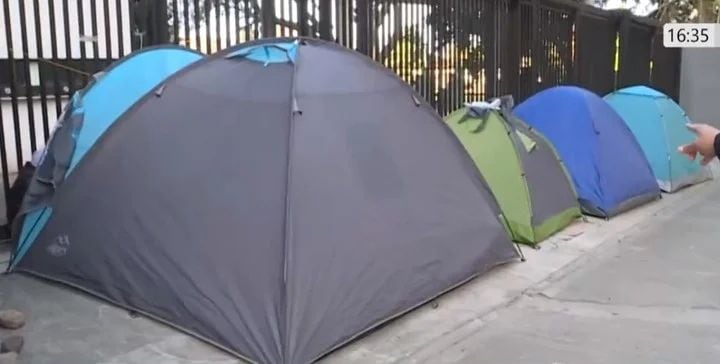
[424,184,720,364]
[1,175,719,363]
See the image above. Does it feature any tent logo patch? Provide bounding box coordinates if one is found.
[47,234,70,257]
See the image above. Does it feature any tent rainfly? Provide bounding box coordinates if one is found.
[8,38,519,364]
[445,98,581,245]
[604,85,713,192]
[514,86,661,218]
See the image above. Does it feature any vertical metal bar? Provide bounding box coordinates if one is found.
[369,0,375,60]
[447,0,453,107]
[224,0,230,46]
[486,0,497,99]
[530,0,538,94]
[261,0,275,37]
[443,0,450,114]
[297,0,307,36]
[454,0,461,107]
[215,0,221,51]
[103,0,112,63]
[184,0,191,47]
[77,0,89,85]
[347,0,352,49]
[572,7,581,84]
[403,2,409,90]
[204,0,211,52]
[424,0,430,102]
[114,0,125,58]
[319,0,331,40]
[2,0,24,169]
[379,0,385,63]
[311,0,317,36]
[390,0,398,73]
[63,0,77,95]
[333,0,339,43]
[337,0,343,45]
[90,0,100,72]
[617,13,629,89]
[424,1,431,104]
[410,0,416,94]
[506,0,519,98]
[18,0,38,152]
[153,0,170,45]
[371,0,378,60]
[477,0,484,100]
[0,97,10,205]
[193,0,201,49]
[172,0,180,43]
[355,0,368,55]
[440,0,448,115]
[290,0,296,37]
[428,2,436,108]
[253,0,260,39]
[466,0,473,102]
[279,0,285,36]
[33,0,51,142]
[48,0,64,117]
[242,0,251,41]
[234,0,240,44]
[396,0,402,80]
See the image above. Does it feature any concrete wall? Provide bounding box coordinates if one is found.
[679,48,720,127]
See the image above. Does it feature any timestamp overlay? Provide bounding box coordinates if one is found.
[664,23,720,48]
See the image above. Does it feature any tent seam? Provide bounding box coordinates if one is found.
[497,113,535,241]
[580,94,607,214]
[655,97,674,192]
[280,45,300,363]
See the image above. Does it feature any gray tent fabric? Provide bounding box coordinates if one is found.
[19,107,83,217]
[12,38,518,363]
[501,109,579,226]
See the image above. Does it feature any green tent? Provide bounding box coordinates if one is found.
[445,101,582,245]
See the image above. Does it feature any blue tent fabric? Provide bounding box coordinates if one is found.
[225,41,299,64]
[514,86,660,217]
[12,46,203,268]
[604,85,713,192]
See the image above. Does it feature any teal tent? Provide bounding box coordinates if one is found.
[605,86,713,192]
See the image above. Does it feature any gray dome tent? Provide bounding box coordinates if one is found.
[9,38,519,363]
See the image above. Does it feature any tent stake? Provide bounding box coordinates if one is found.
[515,242,526,262]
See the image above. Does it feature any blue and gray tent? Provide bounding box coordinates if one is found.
[604,85,713,192]
[8,38,519,363]
[514,86,661,218]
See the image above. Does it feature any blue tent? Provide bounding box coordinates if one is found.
[514,86,661,218]
[604,85,713,192]
[12,46,203,266]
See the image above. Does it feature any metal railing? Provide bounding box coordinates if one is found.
[0,0,681,225]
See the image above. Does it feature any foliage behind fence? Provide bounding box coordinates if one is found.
[147,0,680,113]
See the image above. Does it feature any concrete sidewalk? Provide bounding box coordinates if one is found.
[323,179,720,364]
[419,182,720,364]
[1,177,718,363]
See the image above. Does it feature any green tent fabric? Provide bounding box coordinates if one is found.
[445,104,582,245]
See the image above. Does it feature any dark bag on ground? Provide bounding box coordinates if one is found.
[1,163,36,240]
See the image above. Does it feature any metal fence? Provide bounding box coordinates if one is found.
[0,0,681,225]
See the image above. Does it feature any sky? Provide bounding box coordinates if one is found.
[603,0,659,16]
